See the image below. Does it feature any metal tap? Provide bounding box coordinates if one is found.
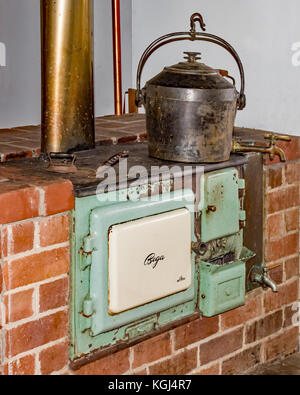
[231,133,292,162]
[250,267,278,293]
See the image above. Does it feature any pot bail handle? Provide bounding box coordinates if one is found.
[190,12,206,33]
[136,13,246,111]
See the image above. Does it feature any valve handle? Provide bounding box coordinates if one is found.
[264,134,292,143]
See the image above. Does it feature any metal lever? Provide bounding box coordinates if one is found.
[250,267,278,293]
[231,133,292,162]
[95,151,129,178]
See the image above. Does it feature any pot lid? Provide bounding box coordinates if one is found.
[146,51,235,90]
[165,52,218,75]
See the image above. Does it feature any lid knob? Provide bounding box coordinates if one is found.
[183,51,201,63]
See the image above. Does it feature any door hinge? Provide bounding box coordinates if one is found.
[80,298,94,332]
[238,178,245,190]
[83,298,94,317]
[80,235,96,270]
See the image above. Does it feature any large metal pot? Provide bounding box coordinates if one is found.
[136,13,246,163]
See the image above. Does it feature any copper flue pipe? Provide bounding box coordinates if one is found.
[41,0,95,153]
[112,0,123,115]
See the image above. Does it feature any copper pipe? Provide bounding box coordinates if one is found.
[128,89,138,113]
[112,0,123,115]
[41,0,95,153]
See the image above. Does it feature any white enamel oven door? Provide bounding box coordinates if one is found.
[88,190,195,337]
[108,208,191,314]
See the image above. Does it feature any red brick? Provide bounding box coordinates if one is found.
[132,332,171,369]
[39,215,70,247]
[148,347,197,375]
[138,132,148,143]
[3,150,33,162]
[264,326,299,361]
[222,345,262,375]
[264,280,299,313]
[221,296,262,330]
[268,264,283,284]
[0,186,40,225]
[267,213,284,240]
[39,277,69,312]
[4,354,35,375]
[200,328,243,365]
[285,256,299,280]
[1,228,7,258]
[285,208,299,232]
[267,186,299,214]
[6,310,68,357]
[4,246,70,290]
[264,138,300,165]
[245,310,283,343]
[285,162,300,184]
[101,114,145,123]
[283,304,299,328]
[42,181,74,216]
[10,221,34,255]
[194,363,220,375]
[0,301,3,329]
[6,288,34,323]
[174,316,219,350]
[76,348,130,375]
[0,265,2,295]
[268,167,283,189]
[39,340,69,375]
[117,135,138,144]
[266,232,299,262]
[132,368,148,375]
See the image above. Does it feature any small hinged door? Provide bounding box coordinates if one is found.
[201,168,243,242]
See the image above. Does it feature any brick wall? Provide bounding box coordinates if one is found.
[0,180,74,375]
[0,132,299,375]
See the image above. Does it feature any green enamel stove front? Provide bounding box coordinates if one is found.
[70,168,255,363]
[70,187,198,361]
[197,168,254,317]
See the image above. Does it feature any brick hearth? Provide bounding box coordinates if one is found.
[0,116,299,375]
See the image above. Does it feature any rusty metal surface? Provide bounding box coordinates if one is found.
[46,153,77,174]
[41,0,95,153]
[146,87,237,163]
[0,143,248,197]
[135,13,246,163]
[242,153,264,291]
[69,312,200,370]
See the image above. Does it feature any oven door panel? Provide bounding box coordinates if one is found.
[108,208,192,314]
[89,190,195,337]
